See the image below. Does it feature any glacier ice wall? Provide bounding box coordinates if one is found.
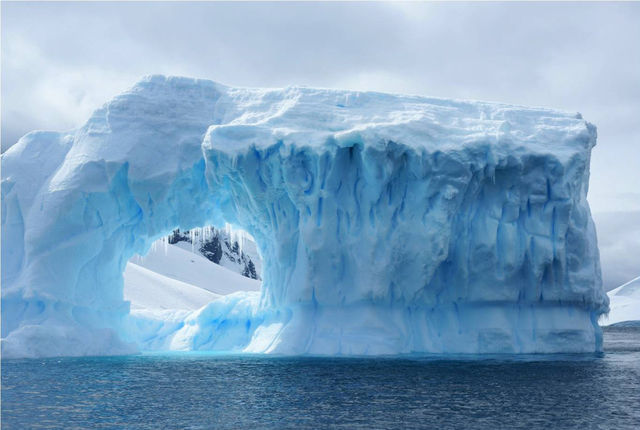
[1,75,607,357]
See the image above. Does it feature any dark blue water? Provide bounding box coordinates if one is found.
[3,327,640,429]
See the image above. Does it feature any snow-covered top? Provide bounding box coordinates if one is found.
[3,74,595,190]
[203,78,594,159]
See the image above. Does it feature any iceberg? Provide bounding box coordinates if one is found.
[1,75,607,357]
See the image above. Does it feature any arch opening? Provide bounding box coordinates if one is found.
[122,224,264,351]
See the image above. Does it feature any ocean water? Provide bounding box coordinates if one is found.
[2,327,639,429]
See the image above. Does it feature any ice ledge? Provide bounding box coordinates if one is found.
[127,297,602,355]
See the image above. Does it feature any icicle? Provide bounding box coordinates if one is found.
[239,229,247,255]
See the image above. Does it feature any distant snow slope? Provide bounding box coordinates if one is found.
[167,226,262,280]
[125,241,261,311]
[601,276,640,326]
[129,241,261,297]
[124,263,219,311]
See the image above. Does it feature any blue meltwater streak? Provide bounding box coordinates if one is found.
[2,328,639,429]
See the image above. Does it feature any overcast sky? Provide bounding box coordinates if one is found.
[2,2,638,287]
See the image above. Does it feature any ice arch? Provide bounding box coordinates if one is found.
[1,76,607,358]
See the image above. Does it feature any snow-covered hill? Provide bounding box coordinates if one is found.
[167,226,261,280]
[125,233,261,311]
[601,276,640,326]
[124,263,219,311]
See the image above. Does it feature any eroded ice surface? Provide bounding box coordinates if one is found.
[1,75,606,357]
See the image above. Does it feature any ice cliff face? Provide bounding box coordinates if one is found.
[1,75,607,357]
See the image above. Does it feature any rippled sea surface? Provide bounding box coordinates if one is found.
[2,327,640,429]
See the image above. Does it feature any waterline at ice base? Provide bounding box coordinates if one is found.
[1,76,607,358]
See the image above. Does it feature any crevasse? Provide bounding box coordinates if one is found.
[1,75,607,358]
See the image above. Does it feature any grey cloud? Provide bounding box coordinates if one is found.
[593,211,640,290]
[2,1,639,284]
